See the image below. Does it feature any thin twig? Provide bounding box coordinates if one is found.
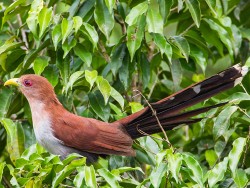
[179,23,196,36]
[17,14,29,48]
[133,90,172,148]
[98,40,110,63]
[2,176,12,188]
[242,126,250,168]
[240,83,249,95]
[136,124,168,142]
[133,140,157,155]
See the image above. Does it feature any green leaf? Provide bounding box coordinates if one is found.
[94,0,114,39]
[85,165,97,188]
[125,2,148,26]
[152,33,172,62]
[205,150,217,167]
[61,18,74,44]
[38,7,52,39]
[52,158,86,188]
[146,6,164,34]
[229,137,247,176]
[127,15,146,61]
[111,88,124,109]
[171,60,182,91]
[149,163,168,188]
[207,157,228,187]
[43,66,59,87]
[65,71,85,94]
[0,162,5,182]
[105,0,115,13]
[182,153,203,186]
[190,45,207,73]
[0,38,23,55]
[81,23,99,49]
[62,38,77,58]
[225,92,250,104]
[213,106,238,140]
[74,44,92,67]
[204,18,234,59]
[22,38,50,71]
[167,152,182,183]
[33,56,49,75]
[73,16,83,33]
[1,118,25,163]
[96,76,112,104]
[73,167,85,188]
[26,0,43,38]
[233,168,248,188]
[110,43,126,75]
[204,0,217,16]
[129,102,144,113]
[185,0,201,27]
[158,0,173,23]
[2,0,25,27]
[97,168,120,188]
[85,70,98,89]
[88,91,110,121]
[52,24,62,50]
[112,166,143,175]
[0,89,12,118]
[170,36,190,61]
[139,53,150,89]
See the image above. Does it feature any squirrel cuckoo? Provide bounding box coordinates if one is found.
[4,64,248,163]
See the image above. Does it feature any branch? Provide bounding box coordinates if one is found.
[133,90,173,148]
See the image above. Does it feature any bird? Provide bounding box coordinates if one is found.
[4,64,248,163]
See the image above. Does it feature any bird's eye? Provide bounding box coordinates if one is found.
[23,79,32,87]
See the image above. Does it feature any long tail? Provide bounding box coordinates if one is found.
[117,64,248,139]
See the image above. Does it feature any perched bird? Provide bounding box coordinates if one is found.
[4,64,248,163]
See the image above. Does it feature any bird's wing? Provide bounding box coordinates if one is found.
[51,112,135,156]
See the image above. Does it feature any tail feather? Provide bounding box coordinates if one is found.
[117,64,248,139]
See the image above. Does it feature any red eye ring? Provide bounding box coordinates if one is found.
[23,79,32,87]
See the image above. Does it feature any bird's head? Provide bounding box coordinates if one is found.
[4,74,56,102]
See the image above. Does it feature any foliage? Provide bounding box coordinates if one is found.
[0,0,250,187]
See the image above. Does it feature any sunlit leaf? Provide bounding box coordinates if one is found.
[146,5,163,34]
[33,56,49,75]
[94,0,114,39]
[207,157,228,187]
[85,165,97,188]
[97,168,120,187]
[125,2,148,26]
[1,118,25,163]
[182,153,203,186]
[110,88,124,109]
[229,137,247,176]
[85,70,98,89]
[73,16,82,33]
[61,18,74,44]
[52,158,86,188]
[65,71,85,93]
[233,168,248,188]
[127,15,146,61]
[96,76,112,105]
[185,0,201,27]
[149,163,168,188]
[213,106,238,140]
[26,0,43,38]
[38,7,52,39]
